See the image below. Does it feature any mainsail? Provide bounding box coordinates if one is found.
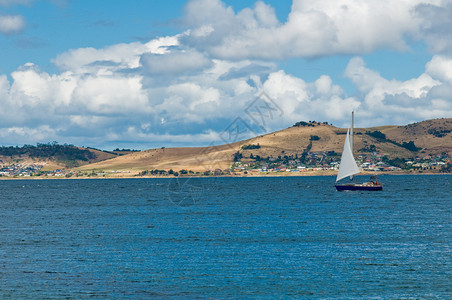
[336,128,360,182]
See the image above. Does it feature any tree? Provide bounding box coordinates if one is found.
[241,144,260,150]
[366,130,386,140]
[310,135,320,141]
[402,141,420,152]
[233,151,243,162]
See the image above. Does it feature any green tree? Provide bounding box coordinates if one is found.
[233,151,243,162]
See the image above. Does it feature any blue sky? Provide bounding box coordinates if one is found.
[0,0,451,149]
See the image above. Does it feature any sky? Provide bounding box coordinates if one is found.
[0,0,451,150]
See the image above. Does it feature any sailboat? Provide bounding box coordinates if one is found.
[335,112,382,191]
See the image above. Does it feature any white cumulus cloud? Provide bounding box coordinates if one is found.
[344,56,450,125]
[182,0,442,60]
[426,55,452,84]
[52,35,179,73]
[262,70,360,126]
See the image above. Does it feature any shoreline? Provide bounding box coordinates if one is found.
[0,171,450,180]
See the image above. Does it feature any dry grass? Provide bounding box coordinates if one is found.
[76,118,452,173]
[77,144,242,173]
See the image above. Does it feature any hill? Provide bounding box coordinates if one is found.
[77,144,240,174]
[0,143,118,171]
[376,118,452,156]
[77,118,452,175]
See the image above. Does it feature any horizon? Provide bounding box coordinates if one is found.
[1,0,451,150]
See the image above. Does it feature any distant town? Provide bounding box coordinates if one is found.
[1,150,450,178]
[0,163,130,178]
[231,150,451,175]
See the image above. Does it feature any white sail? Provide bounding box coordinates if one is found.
[336,128,360,182]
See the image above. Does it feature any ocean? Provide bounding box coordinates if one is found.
[0,175,450,298]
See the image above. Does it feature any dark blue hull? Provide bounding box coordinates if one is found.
[335,184,382,191]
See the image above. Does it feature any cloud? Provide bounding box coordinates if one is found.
[0,34,243,147]
[52,35,179,72]
[0,0,34,6]
[181,0,439,60]
[0,125,57,145]
[415,1,452,55]
[158,83,221,122]
[0,14,25,35]
[72,74,151,115]
[218,61,275,81]
[261,70,360,126]
[1,49,451,148]
[141,49,212,75]
[426,55,452,84]
[344,57,451,125]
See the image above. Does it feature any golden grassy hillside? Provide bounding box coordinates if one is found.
[376,118,452,156]
[77,144,242,173]
[77,118,452,173]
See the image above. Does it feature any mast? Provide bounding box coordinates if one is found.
[350,111,354,153]
[350,111,355,181]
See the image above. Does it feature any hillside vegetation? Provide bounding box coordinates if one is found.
[0,142,117,169]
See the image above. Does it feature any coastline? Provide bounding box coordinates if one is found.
[0,170,450,180]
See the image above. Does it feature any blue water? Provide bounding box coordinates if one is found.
[0,175,450,298]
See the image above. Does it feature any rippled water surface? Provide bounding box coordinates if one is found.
[0,175,451,298]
